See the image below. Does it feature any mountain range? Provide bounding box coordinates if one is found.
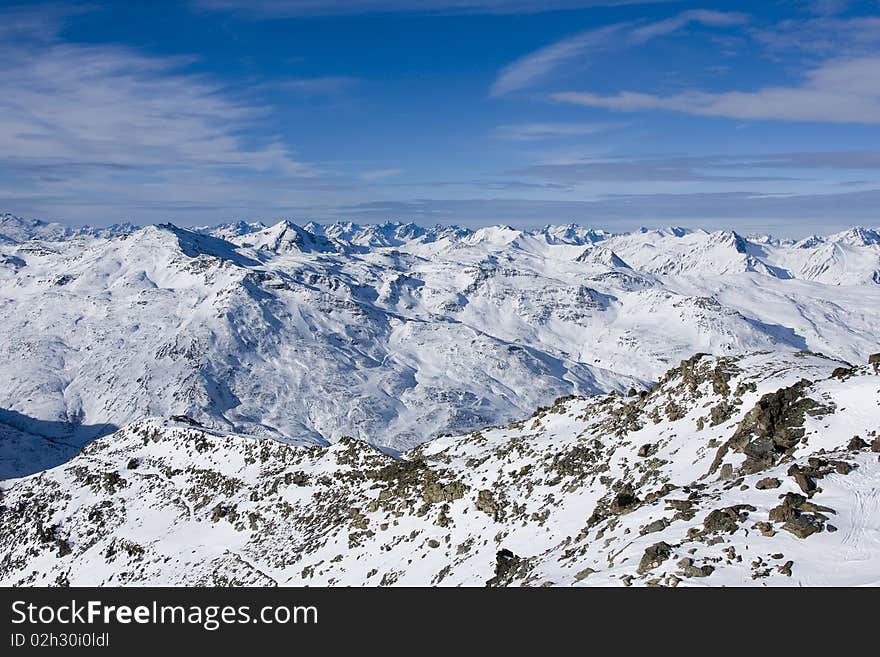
[1,212,879,478]
[1,211,879,586]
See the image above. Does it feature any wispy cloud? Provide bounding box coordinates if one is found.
[489,10,748,97]
[750,15,880,57]
[551,56,880,123]
[628,9,749,42]
[332,188,880,235]
[277,76,359,97]
[360,168,403,181]
[0,5,335,223]
[492,121,622,140]
[490,24,627,97]
[193,0,682,18]
[0,9,315,175]
[511,150,880,183]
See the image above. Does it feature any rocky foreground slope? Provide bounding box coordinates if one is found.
[2,350,878,586]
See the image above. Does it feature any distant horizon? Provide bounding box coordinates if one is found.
[4,209,879,242]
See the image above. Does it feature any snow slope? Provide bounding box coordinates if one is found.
[1,218,879,472]
[2,351,878,586]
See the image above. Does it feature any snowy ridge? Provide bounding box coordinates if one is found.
[1,216,879,471]
[2,350,878,586]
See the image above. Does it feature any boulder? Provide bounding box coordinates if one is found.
[638,542,672,574]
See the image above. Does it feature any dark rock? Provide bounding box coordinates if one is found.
[574,567,596,581]
[755,477,781,490]
[487,549,529,587]
[677,557,714,578]
[782,516,821,539]
[610,484,640,514]
[769,504,798,523]
[848,436,869,450]
[638,542,672,574]
[703,507,752,534]
[475,489,502,519]
[869,352,880,372]
[709,380,826,475]
[753,521,776,537]
[872,437,880,453]
[639,518,670,536]
[787,465,816,494]
[777,560,794,577]
[170,414,203,427]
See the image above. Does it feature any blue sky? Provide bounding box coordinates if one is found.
[2,0,880,235]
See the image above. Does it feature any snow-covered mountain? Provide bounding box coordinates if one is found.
[0,213,71,243]
[2,350,878,586]
[1,217,879,480]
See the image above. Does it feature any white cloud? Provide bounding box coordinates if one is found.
[489,10,748,97]
[490,24,627,97]
[628,9,748,42]
[0,40,311,176]
[750,15,880,57]
[551,56,880,123]
[0,6,336,224]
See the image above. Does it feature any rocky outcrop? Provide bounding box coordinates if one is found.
[1,350,878,587]
[709,380,831,475]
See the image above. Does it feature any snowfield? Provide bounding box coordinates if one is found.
[0,212,879,586]
[1,213,879,471]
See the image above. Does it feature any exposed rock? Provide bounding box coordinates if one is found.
[848,436,869,450]
[710,380,828,475]
[640,518,670,536]
[782,516,822,539]
[831,367,852,379]
[703,506,754,534]
[677,557,715,578]
[787,465,816,494]
[753,521,776,537]
[574,567,596,581]
[475,489,503,520]
[755,477,781,490]
[487,549,531,587]
[638,542,672,574]
[609,484,640,514]
[777,560,794,576]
